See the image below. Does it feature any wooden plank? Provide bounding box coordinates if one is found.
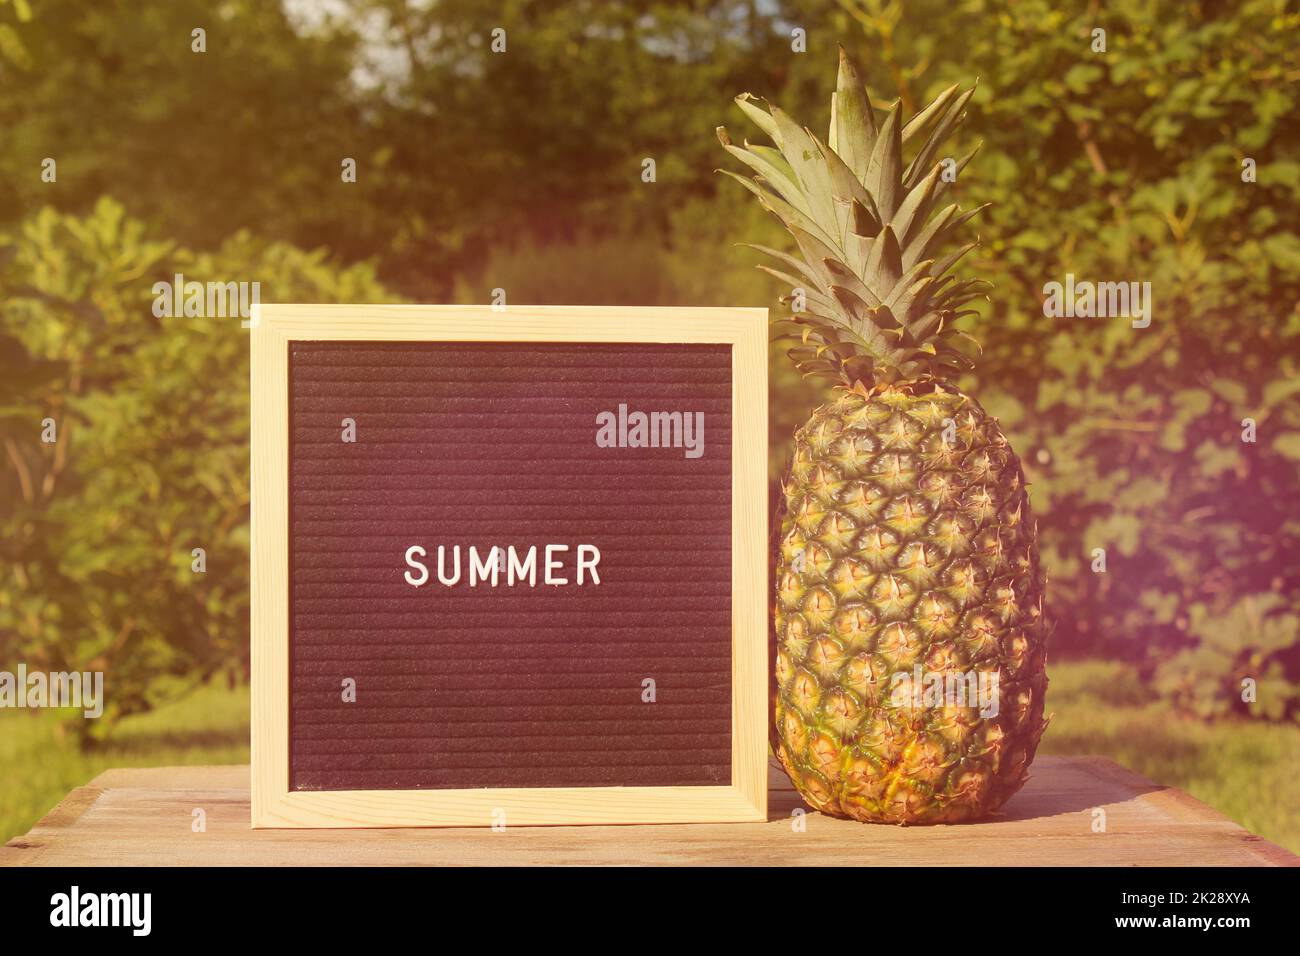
[2,757,1295,867]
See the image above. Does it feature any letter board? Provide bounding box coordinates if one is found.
[251,305,767,827]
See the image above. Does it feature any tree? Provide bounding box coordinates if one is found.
[759,0,1300,716]
[0,198,398,737]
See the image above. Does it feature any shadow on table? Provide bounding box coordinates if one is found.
[765,756,1164,824]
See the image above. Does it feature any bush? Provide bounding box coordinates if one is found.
[0,199,398,740]
[772,0,1300,720]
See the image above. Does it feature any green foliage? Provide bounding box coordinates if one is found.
[0,682,249,845]
[1154,596,1300,721]
[718,47,990,386]
[0,199,397,736]
[0,0,366,258]
[1042,659,1300,853]
[0,0,1297,730]
[756,0,1300,721]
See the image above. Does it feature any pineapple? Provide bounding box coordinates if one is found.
[719,48,1049,824]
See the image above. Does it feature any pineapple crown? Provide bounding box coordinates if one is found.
[717,46,990,388]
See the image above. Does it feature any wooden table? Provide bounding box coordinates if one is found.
[3,757,1295,866]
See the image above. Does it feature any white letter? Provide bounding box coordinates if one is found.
[508,546,537,587]
[437,545,461,586]
[1131,281,1152,329]
[470,546,499,587]
[133,893,152,937]
[683,412,704,459]
[577,545,601,585]
[1042,281,1063,317]
[627,411,648,447]
[83,672,103,719]
[404,545,429,587]
[50,893,70,927]
[152,280,171,318]
[1075,280,1095,317]
[979,671,1000,718]
[544,544,569,585]
[1241,677,1257,703]
[595,411,616,448]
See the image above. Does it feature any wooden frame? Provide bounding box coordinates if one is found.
[250,304,768,828]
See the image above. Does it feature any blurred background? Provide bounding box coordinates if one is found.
[1,0,1298,849]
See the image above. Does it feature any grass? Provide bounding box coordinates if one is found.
[1039,660,1300,854]
[1,663,1297,855]
[0,682,249,845]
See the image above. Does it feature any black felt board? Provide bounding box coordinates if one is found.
[288,342,733,791]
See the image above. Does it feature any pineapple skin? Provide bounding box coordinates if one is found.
[774,384,1049,824]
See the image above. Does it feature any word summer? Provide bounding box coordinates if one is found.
[595,404,705,459]
[403,544,602,588]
